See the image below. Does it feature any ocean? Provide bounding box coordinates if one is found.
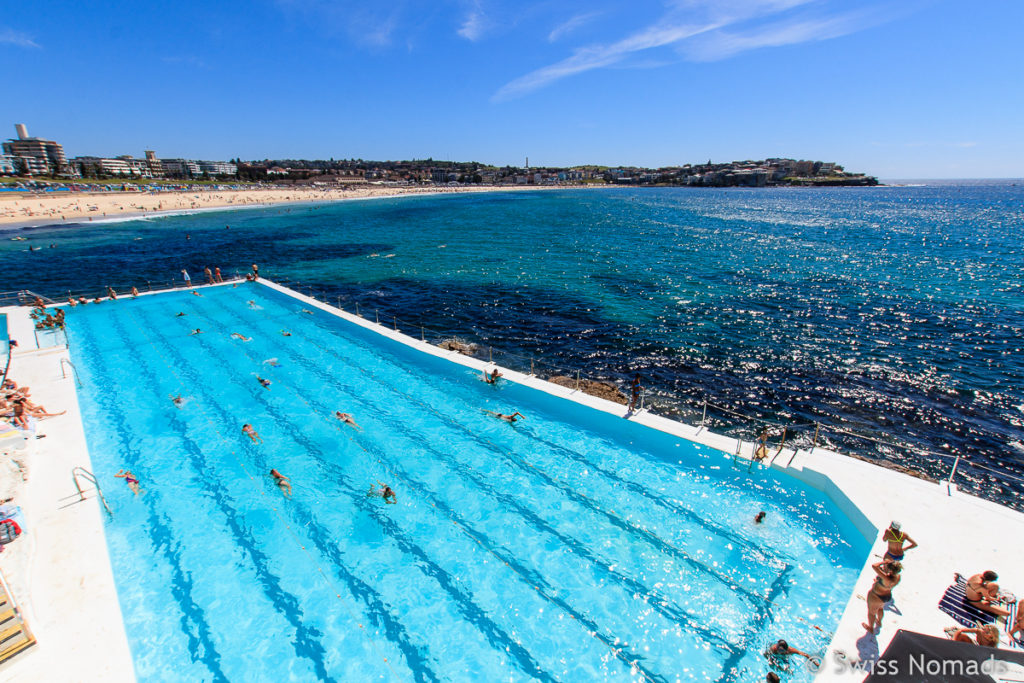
[2,184,1022,507]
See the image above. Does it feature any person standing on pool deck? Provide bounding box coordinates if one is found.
[754,428,769,461]
[629,375,642,411]
[863,560,901,632]
[882,521,917,562]
[181,269,191,288]
[251,263,259,280]
[214,267,223,283]
[204,267,214,284]
[270,469,291,498]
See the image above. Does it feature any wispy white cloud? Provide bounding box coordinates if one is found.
[457,0,487,41]
[0,27,40,49]
[681,9,887,61]
[494,0,892,101]
[548,11,603,43]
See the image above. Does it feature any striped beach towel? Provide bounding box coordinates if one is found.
[1008,599,1024,650]
[938,574,997,628]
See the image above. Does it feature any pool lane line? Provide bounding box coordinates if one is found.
[203,292,764,676]
[118,305,410,683]
[249,294,785,607]
[151,311,542,683]
[71,313,231,682]
[103,312,343,682]
[195,293,677,681]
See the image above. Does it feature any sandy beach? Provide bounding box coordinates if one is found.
[0,184,549,228]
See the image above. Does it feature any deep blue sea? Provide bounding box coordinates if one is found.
[2,184,1023,507]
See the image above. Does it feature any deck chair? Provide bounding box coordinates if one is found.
[938,573,997,627]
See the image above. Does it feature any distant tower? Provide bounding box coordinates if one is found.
[15,124,28,140]
[525,156,529,171]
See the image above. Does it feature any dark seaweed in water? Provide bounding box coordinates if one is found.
[2,185,1022,508]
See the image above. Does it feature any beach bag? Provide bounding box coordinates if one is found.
[0,519,21,545]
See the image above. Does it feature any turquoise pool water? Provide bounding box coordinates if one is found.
[67,282,867,682]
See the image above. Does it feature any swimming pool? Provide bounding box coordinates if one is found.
[66,282,868,682]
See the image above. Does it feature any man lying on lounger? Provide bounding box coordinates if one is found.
[965,570,1011,617]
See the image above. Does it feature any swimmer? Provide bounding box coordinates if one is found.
[367,481,397,504]
[334,412,362,430]
[247,300,256,307]
[170,393,186,407]
[484,410,525,424]
[280,330,292,337]
[176,312,187,317]
[755,511,766,524]
[300,308,314,315]
[191,290,202,297]
[231,333,252,342]
[264,358,281,367]
[482,368,502,384]
[242,423,262,443]
[257,377,271,388]
[270,469,291,498]
[115,469,142,495]
[190,329,202,335]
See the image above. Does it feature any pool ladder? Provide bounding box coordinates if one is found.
[60,358,82,388]
[71,467,112,517]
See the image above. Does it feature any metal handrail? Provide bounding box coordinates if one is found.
[60,358,82,387]
[71,467,112,517]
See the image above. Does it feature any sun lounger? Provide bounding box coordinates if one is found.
[938,574,997,628]
[1007,599,1023,650]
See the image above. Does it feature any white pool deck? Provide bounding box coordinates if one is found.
[1,278,1021,681]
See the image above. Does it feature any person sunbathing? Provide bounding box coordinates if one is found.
[949,625,999,647]
[1011,598,1024,643]
[965,570,1011,617]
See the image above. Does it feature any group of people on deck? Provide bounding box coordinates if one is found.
[1,376,65,430]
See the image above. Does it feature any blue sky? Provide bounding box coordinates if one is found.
[2,0,1022,177]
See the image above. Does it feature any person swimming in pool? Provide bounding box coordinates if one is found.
[367,481,396,504]
[280,330,292,337]
[484,410,525,423]
[334,411,361,429]
[482,368,502,384]
[257,377,271,389]
[170,394,186,407]
[270,469,291,498]
[190,329,202,335]
[242,423,262,443]
[115,469,142,495]
[231,333,252,342]
[754,511,766,524]
[264,358,281,367]
[176,312,187,317]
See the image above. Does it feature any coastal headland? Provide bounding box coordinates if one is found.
[0,185,552,228]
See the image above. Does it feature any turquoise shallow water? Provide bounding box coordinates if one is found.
[3,185,1023,506]
[66,283,866,681]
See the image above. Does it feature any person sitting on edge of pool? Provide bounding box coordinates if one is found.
[270,469,291,498]
[242,423,262,443]
[334,411,361,430]
[115,469,142,495]
[484,409,524,424]
[482,368,502,384]
[131,286,139,297]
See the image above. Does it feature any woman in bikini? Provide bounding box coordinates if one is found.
[270,469,291,498]
[242,423,262,444]
[882,521,917,562]
[864,560,901,632]
[115,470,142,495]
[334,412,361,430]
[965,570,1011,617]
